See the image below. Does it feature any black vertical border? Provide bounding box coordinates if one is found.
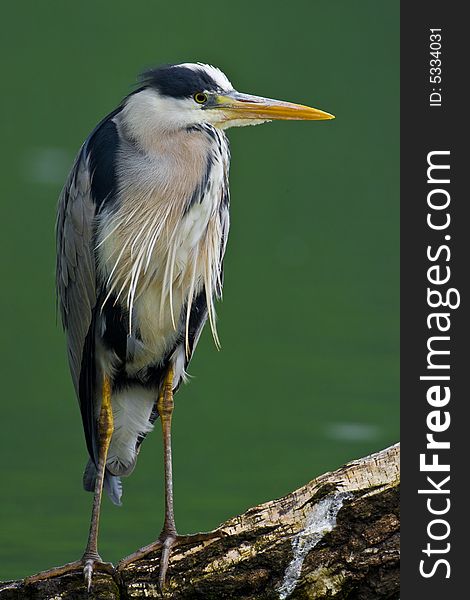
[401,2,467,597]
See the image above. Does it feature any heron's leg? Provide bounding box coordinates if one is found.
[25,376,114,588]
[82,374,114,590]
[118,367,225,584]
[156,366,177,589]
[118,368,177,588]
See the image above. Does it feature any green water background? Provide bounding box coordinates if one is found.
[0,0,399,580]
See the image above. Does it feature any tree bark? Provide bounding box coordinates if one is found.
[0,444,399,600]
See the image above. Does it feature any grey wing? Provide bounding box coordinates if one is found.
[56,149,98,460]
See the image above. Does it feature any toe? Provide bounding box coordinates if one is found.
[118,540,163,569]
[24,560,83,584]
[158,535,176,591]
[83,559,95,592]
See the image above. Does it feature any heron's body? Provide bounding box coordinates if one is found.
[51,62,333,590]
[59,79,230,498]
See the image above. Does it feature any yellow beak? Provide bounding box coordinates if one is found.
[214,91,335,122]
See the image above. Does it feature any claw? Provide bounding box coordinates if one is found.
[83,559,94,592]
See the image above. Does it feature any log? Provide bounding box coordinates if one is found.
[0,444,399,599]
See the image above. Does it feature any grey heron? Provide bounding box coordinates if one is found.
[43,63,334,590]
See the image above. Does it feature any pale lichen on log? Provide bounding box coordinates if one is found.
[0,444,400,599]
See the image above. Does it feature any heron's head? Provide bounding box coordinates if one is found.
[123,63,334,134]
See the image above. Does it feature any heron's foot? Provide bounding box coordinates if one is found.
[118,528,226,588]
[25,556,114,592]
[81,552,114,592]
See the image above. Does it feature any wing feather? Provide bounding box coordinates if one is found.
[56,149,98,460]
[57,109,121,464]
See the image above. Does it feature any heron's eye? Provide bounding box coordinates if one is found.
[193,92,208,104]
